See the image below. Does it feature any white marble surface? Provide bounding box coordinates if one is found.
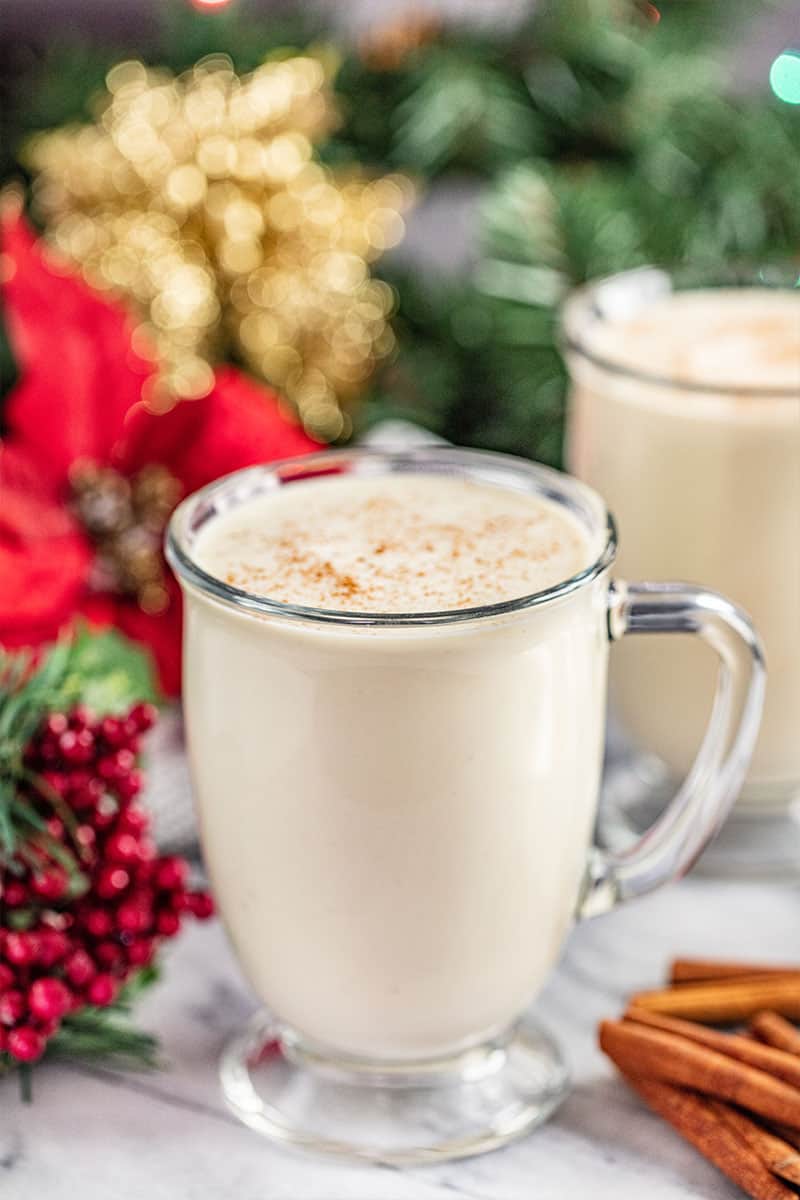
[2,870,798,1198]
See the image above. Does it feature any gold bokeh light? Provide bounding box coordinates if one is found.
[26,54,413,438]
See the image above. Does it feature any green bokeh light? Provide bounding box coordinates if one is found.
[770,50,800,105]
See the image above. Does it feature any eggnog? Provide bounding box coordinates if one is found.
[182,471,608,1059]
[566,284,800,804]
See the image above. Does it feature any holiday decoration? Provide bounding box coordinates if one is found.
[1,0,798,465]
[0,629,213,1091]
[0,207,317,695]
[25,54,412,441]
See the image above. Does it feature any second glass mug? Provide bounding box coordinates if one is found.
[166,447,764,1166]
[563,266,800,874]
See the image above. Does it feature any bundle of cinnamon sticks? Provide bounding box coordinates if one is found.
[599,958,800,1199]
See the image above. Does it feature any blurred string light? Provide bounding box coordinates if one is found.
[769,49,800,105]
[192,0,235,9]
[25,56,413,441]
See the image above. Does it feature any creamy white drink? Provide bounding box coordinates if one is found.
[171,447,765,1160]
[183,472,607,1060]
[567,286,800,803]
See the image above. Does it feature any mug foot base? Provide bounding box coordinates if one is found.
[220,1011,569,1166]
[601,749,800,878]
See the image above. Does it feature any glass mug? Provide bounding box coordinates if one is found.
[166,447,764,1166]
[563,267,800,874]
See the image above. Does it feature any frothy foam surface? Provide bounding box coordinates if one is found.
[588,289,800,390]
[194,473,596,613]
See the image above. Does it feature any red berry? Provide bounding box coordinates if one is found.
[38,930,70,967]
[2,880,27,907]
[121,716,139,741]
[116,805,149,835]
[0,1028,7,1052]
[105,832,143,866]
[96,867,131,900]
[41,770,69,797]
[0,990,27,1025]
[128,702,157,733]
[116,896,152,936]
[138,837,157,863]
[133,861,154,887]
[0,965,14,991]
[99,716,126,748]
[36,1017,60,1038]
[45,816,65,839]
[4,932,40,966]
[66,769,92,791]
[64,949,96,988]
[31,867,69,902]
[7,1026,45,1062]
[187,892,214,921]
[126,938,155,967]
[69,777,104,810]
[87,974,117,1007]
[84,909,114,938]
[98,749,135,781]
[69,704,95,730]
[28,977,71,1022]
[154,856,187,892]
[75,823,97,849]
[93,802,118,830]
[94,941,124,970]
[115,771,144,802]
[43,712,69,738]
[58,728,95,765]
[155,910,180,937]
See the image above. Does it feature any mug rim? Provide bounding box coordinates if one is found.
[562,264,800,399]
[165,446,617,629]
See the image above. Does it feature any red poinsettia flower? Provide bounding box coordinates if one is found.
[0,208,318,695]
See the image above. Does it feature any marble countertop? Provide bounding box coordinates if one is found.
[2,870,797,1199]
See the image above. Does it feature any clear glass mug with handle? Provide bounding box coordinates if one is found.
[563,266,799,875]
[166,447,764,1166]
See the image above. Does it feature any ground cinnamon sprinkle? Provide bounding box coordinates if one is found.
[198,474,594,613]
[335,573,359,599]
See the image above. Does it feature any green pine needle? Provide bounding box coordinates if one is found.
[47,968,162,1070]
[0,629,156,866]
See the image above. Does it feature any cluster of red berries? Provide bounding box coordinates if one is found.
[0,701,213,1064]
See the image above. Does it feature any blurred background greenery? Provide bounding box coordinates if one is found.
[1,0,798,464]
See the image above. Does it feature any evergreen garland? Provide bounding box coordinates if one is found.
[1,0,797,464]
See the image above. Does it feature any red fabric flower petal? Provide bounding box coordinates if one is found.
[0,447,92,643]
[110,368,318,696]
[114,365,318,494]
[0,210,320,696]
[0,209,152,486]
[110,585,183,700]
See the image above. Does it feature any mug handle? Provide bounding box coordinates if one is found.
[578,580,765,919]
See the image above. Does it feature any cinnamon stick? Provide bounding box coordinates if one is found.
[770,1123,800,1153]
[629,977,800,1025]
[710,1101,800,1187]
[625,1006,800,1090]
[620,1073,797,1200]
[752,1012,800,1058]
[671,960,800,985]
[599,1019,800,1129]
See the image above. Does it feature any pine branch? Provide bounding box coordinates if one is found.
[0,630,158,865]
[45,968,162,1071]
[47,1012,160,1070]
